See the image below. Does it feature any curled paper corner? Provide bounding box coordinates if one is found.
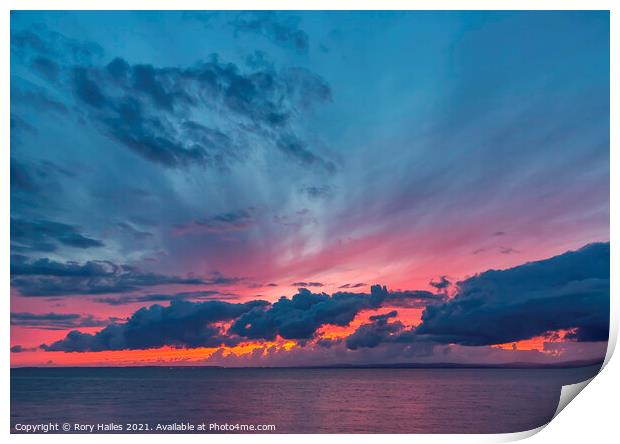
[603,324,617,368]
[496,425,546,442]
[552,376,595,420]
[500,372,601,441]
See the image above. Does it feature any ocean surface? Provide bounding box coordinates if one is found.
[11,365,601,434]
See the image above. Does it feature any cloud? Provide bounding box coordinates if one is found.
[381,289,444,308]
[90,58,333,168]
[229,11,309,53]
[472,246,520,256]
[41,299,268,352]
[276,134,336,172]
[11,27,103,66]
[93,290,233,306]
[346,312,406,350]
[31,56,60,81]
[229,285,439,341]
[10,255,211,296]
[416,242,610,345]
[11,217,104,252]
[35,244,609,354]
[229,288,372,340]
[10,157,77,215]
[12,87,68,114]
[115,221,153,240]
[291,281,324,287]
[338,283,366,289]
[11,312,114,330]
[43,284,442,352]
[369,310,399,322]
[341,243,610,350]
[12,27,333,171]
[429,276,450,291]
[301,185,333,200]
[499,246,518,254]
[10,158,35,191]
[10,113,36,137]
[173,209,256,235]
[10,345,37,353]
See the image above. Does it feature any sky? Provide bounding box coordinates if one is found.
[10,11,610,367]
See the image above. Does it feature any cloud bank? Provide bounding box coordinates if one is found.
[36,243,609,358]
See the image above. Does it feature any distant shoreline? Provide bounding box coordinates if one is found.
[10,359,604,371]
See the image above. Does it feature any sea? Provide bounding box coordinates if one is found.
[10,364,601,434]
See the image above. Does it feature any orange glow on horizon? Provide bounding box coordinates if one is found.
[11,340,298,367]
[494,329,577,353]
[318,306,425,340]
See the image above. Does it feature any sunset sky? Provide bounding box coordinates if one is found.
[10,11,609,367]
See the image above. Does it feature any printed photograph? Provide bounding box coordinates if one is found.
[10,10,610,434]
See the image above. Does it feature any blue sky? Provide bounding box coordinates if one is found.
[10,11,609,366]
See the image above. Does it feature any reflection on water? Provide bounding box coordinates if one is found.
[11,365,601,433]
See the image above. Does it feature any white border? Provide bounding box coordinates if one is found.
[3,1,617,443]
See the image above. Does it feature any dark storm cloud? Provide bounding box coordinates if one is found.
[10,157,77,215]
[73,67,108,108]
[87,58,333,168]
[94,290,232,306]
[473,246,520,255]
[229,285,438,341]
[291,281,324,287]
[10,345,37,353]
[283,67,332,105]
[383,289,443,308]
[341,243,610,350]
[43,285,437,351]
[368,310,398,322]
[41,299,268,352]
[43,285,436,351]
[429,276,450,291]
[11,157,75,209]
[10,255,212,296]
[346,314,406,350]
[31,56,60,81]
[11,217,104,252]
[229,11,310,53]
[37,240,610,353]
[227,288,371,340]
[348,242,610,352]
[276,134,336,172]
[416,242,610,345]
[12,27,333,170]
[338,283,367,289]
[11,312,114,330]
[10,158,37,191]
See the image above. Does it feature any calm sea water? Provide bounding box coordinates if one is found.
[11,365,601,434]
